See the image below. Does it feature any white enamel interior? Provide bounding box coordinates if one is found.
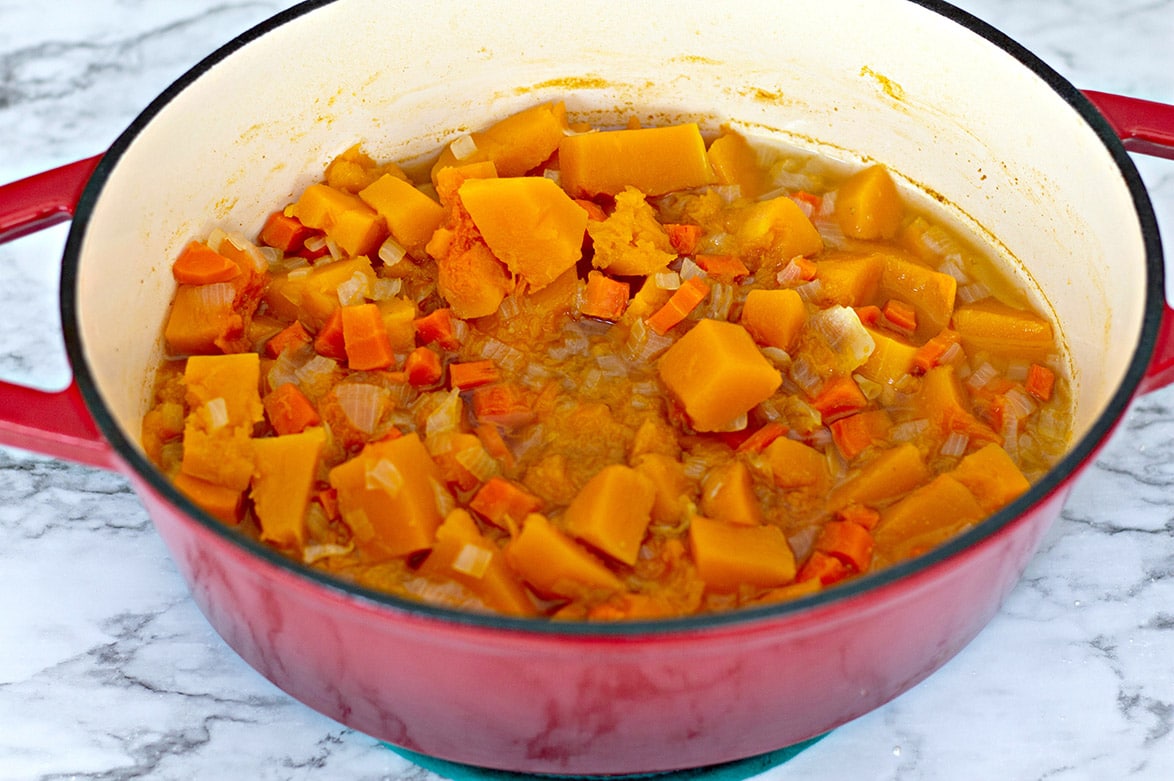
[74,0,1147,454]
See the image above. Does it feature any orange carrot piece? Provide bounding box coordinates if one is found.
[415,307,461,351]
[575,198,609,222]
[736,421,788,454]
[814,520,874,573]
[313,308,347,360]
[1025,363,1056,402]
[694,254,750,282]
[469,476,543,530]
[854,305,882,327]
[471,382,534,428]
[796,550,849,586]
[341,303,395,370]
[646,276,710,335]
[260,210,313,253]
[810,375,869,423]
[475,422,516,470]
[912,329,961,375]
[450,359,500,390]
[580,271,629,321]
[882,298,918,334]
[791,191,822,213]
[663,223,703,255]
[263,382,321,436]
[829,409,890,461]
[264,320,313,358]
[835,503,881,531]
[403,346,443,386]
[791,255,818,281]
[171,241,241,285]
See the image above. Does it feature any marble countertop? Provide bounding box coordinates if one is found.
[1,1,1172,778]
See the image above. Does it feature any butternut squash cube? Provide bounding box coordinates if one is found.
[918,366,1001,444]
[950,442,1030,513]
[290,182,387,257]
[952,299,1055,361]
[431,101,568,183]
[834,164,903,240]
[688,515,796,591]
[328,433,445,558]
[299,256,378,328]
[875,474,984,562]
[879,252,956,336]
[184,353,263,430]
[734,196,824,264]
[856,327,917,386]
[251,427,325,549]
[358,173,445,252]
[816,255,884,307]
[559,123,716,197]
[707,130,769,198]
[827,441,930,510]
[633,453,692,525]
[700,460,765,526]
[164,283,240,355]
[458,176,588,289]
[563,464,657,565]
[507,513,623,598]
[762,436,831,492]
[740,288,806,352]
[173,471,243,524]
[419,509,537,617]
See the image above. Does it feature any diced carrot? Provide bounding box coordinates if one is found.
[415,307,461,351]
[574,198,608,222]
[404,346,443,387]
[171,241,241,285]
[340,303,395,371]
[579,270,629,321]
[796,550,849,586]
[912,329,961,375]
[471,382,534,428]
[450,359,500,390]
[814,520,874,573]
[475,422,515,470]
[469,476,544,531]
[645,276,710,335]
[810,375,869,423]
[835,503,881,531]
[694,254,750,282]
[736,421,788,454]
[882,298,918,334]
[260,210,313,253]
[854,305,882,327]
[264,320,313,358]
[313,308,347,360]
[663,223,703,255]
[1025,363,1056,402]
[791,191,822,213]
[263,382,321,436]
[829,409,891,461]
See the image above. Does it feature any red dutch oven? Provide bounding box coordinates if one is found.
[1,0,1172,775]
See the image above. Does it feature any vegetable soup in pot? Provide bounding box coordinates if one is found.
[140,102,1073,620]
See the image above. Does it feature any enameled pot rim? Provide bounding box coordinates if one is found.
[59,0,1165,637]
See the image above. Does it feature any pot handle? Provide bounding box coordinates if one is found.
[1082,91,1174,395]
[0,155,118,469]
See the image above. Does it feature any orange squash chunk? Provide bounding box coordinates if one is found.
[827,441,930,510]
[563,464,657,566]
[251,428,325,549]
[689,516,796,591]
[700,460,765,526]
[950,442,1030,513]
[875,474,984,562]
[559,123,715,197]
[507,513,623,598]
[740,288,806,352]
[358,173,445,252]
[834,164,904,240]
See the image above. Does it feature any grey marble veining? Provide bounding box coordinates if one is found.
[1,1,1173,778]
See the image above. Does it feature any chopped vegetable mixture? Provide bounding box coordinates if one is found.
[141,102,1072,620]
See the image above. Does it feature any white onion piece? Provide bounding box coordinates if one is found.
[334,383,389,434]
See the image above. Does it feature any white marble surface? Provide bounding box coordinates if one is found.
[1,1,1172,778]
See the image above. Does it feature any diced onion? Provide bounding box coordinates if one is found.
[760,347,792,368]
[679,257,705,281]
[304,235,328,252]
[810,306,875,369]
[424,389,463,435]
[287,265,312,280]
[1003,387,1038,420]
[776,260,805,286]
[378,237,407,267]
[595,353,629,378]
[478,337,525,372]
[295,355,338,389]
[938,254,970,283]
[795,279,823,302]
[542,168,561,186]
[337,271,370,306]
[789,356,823,396]
[939,342,965,366]
[957,282,991,304]
[712,184,742,204]
[430,477,457,518]
[324,236,342,260]
[623,318,675,362]
[705,282,735,320]
[335,383,388,434]
[890,418,929,442]
[654,271,682,290]
[450,134,478,160]
[205,397,229,430]
[371,277,403,301]
[966,362,998,390]
[940,431,970,457]
[455,442,500,482]
[303,542,354,564]
[853,373,883,401]
[366,458,405,495]
[194,282,235,310]
[452,543,493,578]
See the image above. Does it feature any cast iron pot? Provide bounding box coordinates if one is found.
[1,0,1173,774]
